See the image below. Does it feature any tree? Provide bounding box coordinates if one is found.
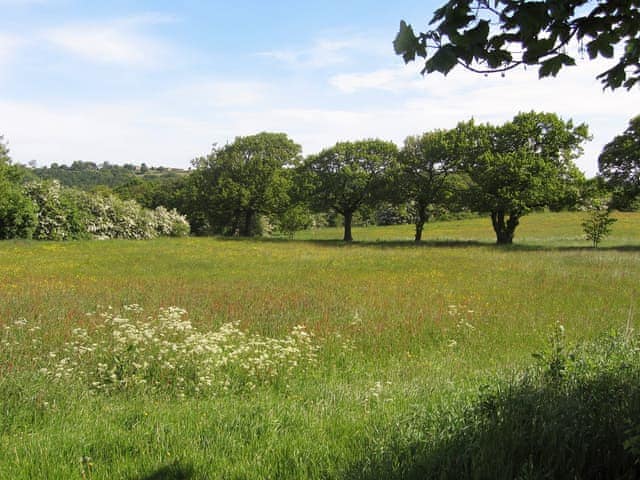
[192,132,302,237]
[598,115,640,208]
[394,0,640,90]
[398,129,464,242]
[304,140,398,242]
[460,112,589,244]
[582,203,616,248]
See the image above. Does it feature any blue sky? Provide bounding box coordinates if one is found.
[1,0,638,176]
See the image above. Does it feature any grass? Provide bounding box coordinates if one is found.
[1,211,639,478]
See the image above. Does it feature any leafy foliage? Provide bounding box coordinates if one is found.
[24,180,89,240]
[582,203,617,247]
[304,139,399,241]
[394,0,640,90]
[459,112,589,243]
[32,160,186,191]
[599,115,640,208]
[0,181,37,240]
[398,130,466,242]
[192,133,302,237]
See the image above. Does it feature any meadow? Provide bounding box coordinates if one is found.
[1,211,639,479]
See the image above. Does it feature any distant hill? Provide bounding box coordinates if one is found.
[31,161,189,190]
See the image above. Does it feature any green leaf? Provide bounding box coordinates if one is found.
[393,21,421,62]
[539,54,575,78]
[463,20,490,46]
[522,38,555,64]
[486,49,512,69]
[425,44,459,74]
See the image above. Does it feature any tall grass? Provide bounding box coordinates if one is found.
[1,211,639,478]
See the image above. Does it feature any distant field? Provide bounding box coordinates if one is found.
[1,211,639,478]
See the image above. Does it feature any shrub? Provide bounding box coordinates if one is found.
[582,203,617,248]
[0,181,37,239]
[273,204,313,237]
[24,180,88,240]
[152,206,190,237]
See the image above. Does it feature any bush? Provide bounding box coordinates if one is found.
[153,206,190,237]
[272,204,313,237]
[0,181,37,239]
[24,180,88,240]
[582,203,617,248]
[83,193,190,239]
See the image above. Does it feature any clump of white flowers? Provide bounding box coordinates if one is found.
[84,194,189,239]
[41,306,318,396]
[20,180,190,241]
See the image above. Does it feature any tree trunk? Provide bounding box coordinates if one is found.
[241,210,254,237]
[414,206,430,243]
[491,210,519,244]
[343,211,353,242]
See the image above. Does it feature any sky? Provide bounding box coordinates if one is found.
[0,1,638,177]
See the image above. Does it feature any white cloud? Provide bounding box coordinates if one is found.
[43,18,173,68]
[326,57,640,176]
[0,99,215,167]
[258,36,376,69]
[165,80,268,108]
[1,50,637,178]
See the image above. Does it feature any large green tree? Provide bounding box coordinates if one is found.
[598,115,640,208]
[398,130,465,242]
[394,0,640,90]
[304,139,398,242]
[460,112,589,244]
[192,132,302,237]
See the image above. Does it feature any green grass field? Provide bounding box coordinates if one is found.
[1,211,639,479]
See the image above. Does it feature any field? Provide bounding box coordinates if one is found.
[1,211,640,479]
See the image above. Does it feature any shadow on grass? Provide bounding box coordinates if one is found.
[215,235,640,252]
[345,368,640,479]
[133,462,194,480]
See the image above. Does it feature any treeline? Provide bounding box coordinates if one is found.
[181,111,594,244]
[3,110,638,243]
[0,141,189,240]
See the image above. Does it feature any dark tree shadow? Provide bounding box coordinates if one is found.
[342,370,640,480]
[210,233,640,252]
[133,462,194,480]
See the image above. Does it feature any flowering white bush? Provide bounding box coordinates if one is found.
[82,193,190,239]
[24,180,85,240]
[21,182,191,240]
[41,306,319,395]
[84,194,154,239]
[152,206,190,237]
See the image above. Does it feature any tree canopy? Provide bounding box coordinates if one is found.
[304,139,398,242]
[398,130,465,242]
[192,132,302,237]
[598,115,640,204]
[394,0,640,90]
[459,112,589,244]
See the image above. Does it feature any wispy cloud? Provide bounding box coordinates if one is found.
[43,16,174,68]
[330,66,423,93]
[258,36,372,69]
